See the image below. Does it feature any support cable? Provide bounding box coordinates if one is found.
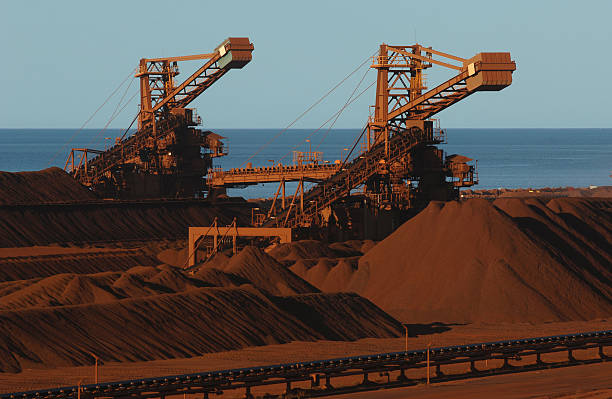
[84,90,140,150]
[313,63,371,152]
[277,79,376,164]
[293,123,368,211]
[239,52,376,168]
[277,115,370,208]
[293,122,369,204]
[119,111,140,141]
[340,121,369,168]
[48,68,136,167]
[109,73,135,122]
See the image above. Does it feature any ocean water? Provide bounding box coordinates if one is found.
[0,128,610,198]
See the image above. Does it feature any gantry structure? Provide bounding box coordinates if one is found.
[254,44,516,229]
[203,43,514,230]
[64,39,515,238]
[65,38,254,198]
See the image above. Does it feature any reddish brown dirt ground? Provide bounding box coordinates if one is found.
[332,363,612,399]
[0,168,97,205]
[1,320,611,394]
[0,169,611,397]
[0,263,401,373]
[351,197,612,323]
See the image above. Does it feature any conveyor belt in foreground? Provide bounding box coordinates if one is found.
[3,330,611,399]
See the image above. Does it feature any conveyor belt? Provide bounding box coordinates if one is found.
[3,330,610,399]
[206,163,341,188]
[267,126,434,228]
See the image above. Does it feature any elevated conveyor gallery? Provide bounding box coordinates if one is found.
[3,330,610,399]
[207,163,341,187]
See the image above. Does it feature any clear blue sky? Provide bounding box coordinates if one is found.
[1,0,610,129]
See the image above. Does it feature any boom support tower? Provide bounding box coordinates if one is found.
[65,37,254,199]
[261,43,515,232]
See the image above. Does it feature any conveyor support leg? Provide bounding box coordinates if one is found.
[568,349,577,363]
[599,345,608,359]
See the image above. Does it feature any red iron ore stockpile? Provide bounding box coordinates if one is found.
[0,168,97,205]
[351,198,612,323]
[0,168,610,375]
[0,250,401,373]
